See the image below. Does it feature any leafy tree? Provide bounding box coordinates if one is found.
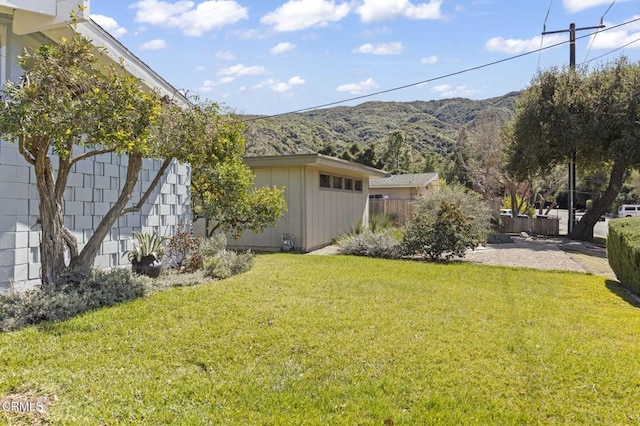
[318,143,337,156]
[0,32,162,286]
[0,27,272,287]
[355,145,379,168]
[192,160,287,238]
[506,57,640,240]
[380,130,412,174]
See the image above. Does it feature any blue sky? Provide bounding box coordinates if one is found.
[89,0,640,115]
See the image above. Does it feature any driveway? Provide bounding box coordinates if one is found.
[461,236,615,279]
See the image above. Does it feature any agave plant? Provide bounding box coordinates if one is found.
[124,231,168,264]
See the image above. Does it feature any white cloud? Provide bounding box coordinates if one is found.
[218,64,267,76]
[253,78,277,89]
[195,65,206,71]
[139,39,167,50]
[289,76,305,85]
[562,0,612,13]
[356,0,443,23]
[336,78,378,94]
[589,17,640,49]
[431,84,476,97]
[253,76,305,92]
[91,14,127,38]
[261,0,350,32]
[420,55,438,64]
[199,77,235,92]
[485,34,564,54]
[354,42,404,55]
[132,0,248,36]
[270,42,296,55]
[215,51,236,60]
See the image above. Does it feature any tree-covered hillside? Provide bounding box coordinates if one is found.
[242,92,520,163]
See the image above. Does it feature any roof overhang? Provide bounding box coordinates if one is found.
[370,173,439,189]
[244,154,387,178]
[1,1,189,107]
[43,21,189,106]
[2,0,88,35]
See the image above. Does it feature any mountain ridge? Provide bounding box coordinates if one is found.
[242,92,520,161]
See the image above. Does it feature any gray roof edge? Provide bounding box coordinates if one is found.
[243,153,387,177]
[46,20,191,107]
[370,172,439,188]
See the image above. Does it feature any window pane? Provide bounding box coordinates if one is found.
[355,180,363,192]
[344,178,353,190]
[320,174,330,188]
[332,176,343,189]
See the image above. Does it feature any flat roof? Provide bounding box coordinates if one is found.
[243,154,387,178]
[370,173,439,188]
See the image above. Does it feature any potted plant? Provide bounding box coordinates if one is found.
[124,231,167,278]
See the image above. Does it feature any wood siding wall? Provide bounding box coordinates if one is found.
[226,166,305,252]
[369,199,414,226]
[304,168,369,251]
[500,217,560,236]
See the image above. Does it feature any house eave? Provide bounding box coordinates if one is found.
[244,154,387,178]
[43,20,190,106]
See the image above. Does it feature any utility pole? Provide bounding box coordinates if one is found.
[542,22,604,236]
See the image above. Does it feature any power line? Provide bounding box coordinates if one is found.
[586,0,617,62]
[581,36,640,65]
[602,0,616,19]
[539,0,555,68]
[247,16,640,122]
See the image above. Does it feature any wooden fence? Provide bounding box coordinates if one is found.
[500,216,560,236]
[370,198,560,236]
[369,199,414,225]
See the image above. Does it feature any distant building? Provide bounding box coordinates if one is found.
[196,154,387,252]
[369,173,439,200]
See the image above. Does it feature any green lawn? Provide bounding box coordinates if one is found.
[1,254,639,424]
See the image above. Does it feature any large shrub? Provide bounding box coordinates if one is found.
[401,183,491,260]
[608,218,640,295]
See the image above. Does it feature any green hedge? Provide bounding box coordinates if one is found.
[608,218,640,294]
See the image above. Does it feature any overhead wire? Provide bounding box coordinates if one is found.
[580,36,640,65]
[585,0,617,62]
[539,0,554,69]
[246,16,640,122]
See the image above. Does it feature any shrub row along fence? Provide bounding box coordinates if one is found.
[369,199,414,226]
[500,216,560,236]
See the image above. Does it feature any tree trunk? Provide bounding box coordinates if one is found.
[35,152,67,287]
[70,153,144,271]
[570,156,627,241]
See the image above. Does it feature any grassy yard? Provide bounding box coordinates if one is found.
[0,254,638,424]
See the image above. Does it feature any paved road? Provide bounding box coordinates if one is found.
[544,209,609,238]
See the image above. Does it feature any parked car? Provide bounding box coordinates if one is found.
[500,209,528,218]
[617,204,640,218]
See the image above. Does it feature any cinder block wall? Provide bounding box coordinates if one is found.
[0,140,191,291]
